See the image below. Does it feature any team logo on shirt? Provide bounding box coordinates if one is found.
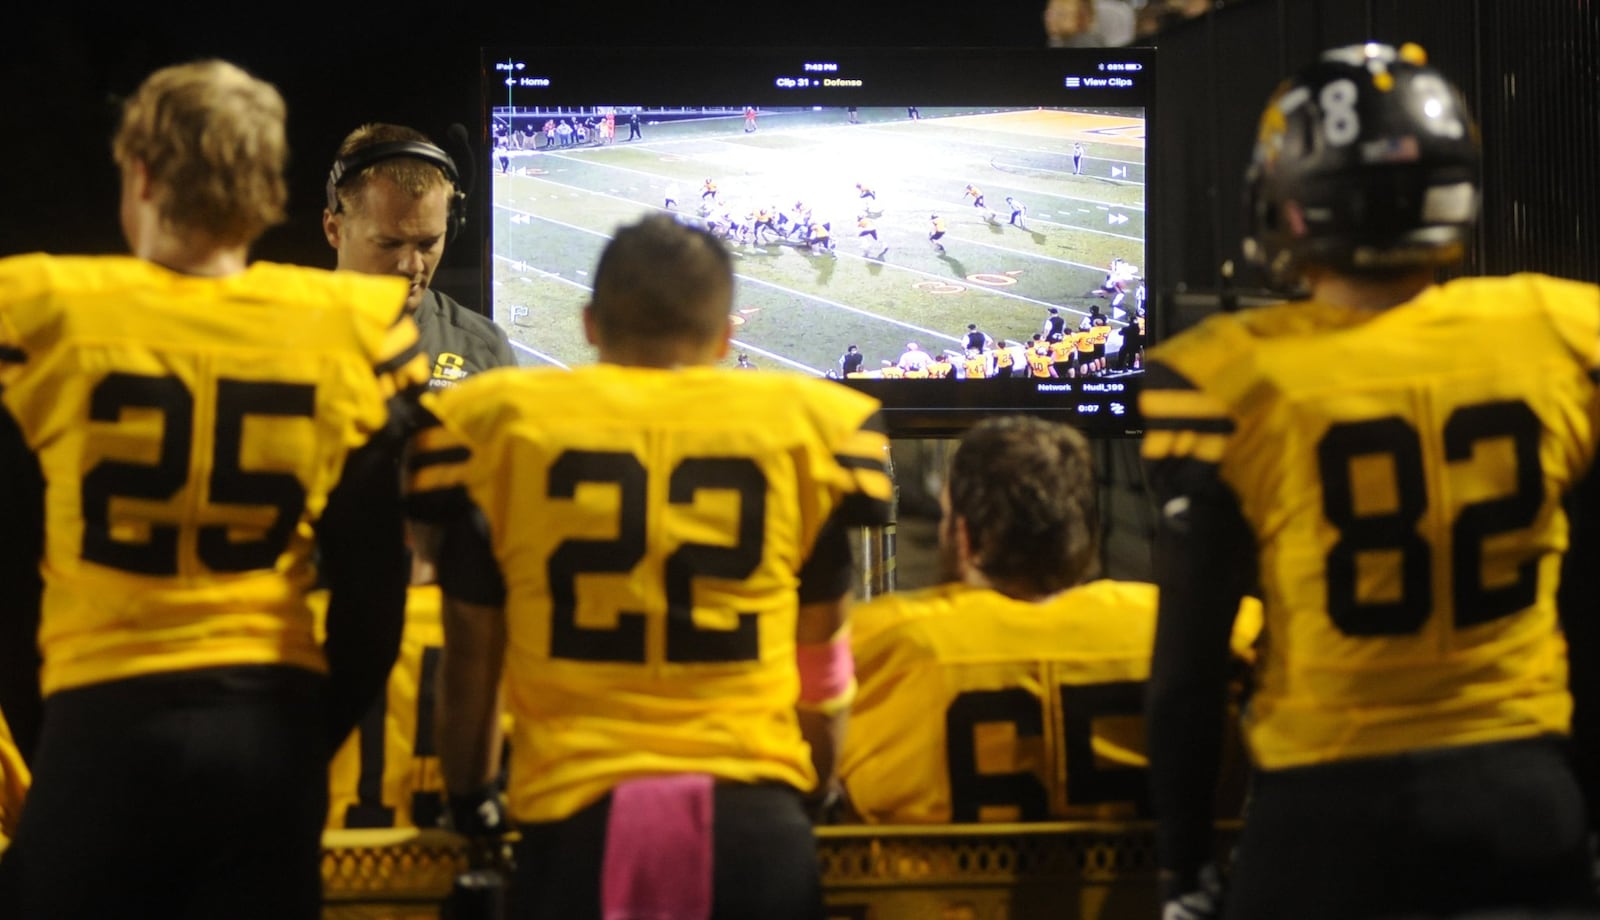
[431,352,468,387]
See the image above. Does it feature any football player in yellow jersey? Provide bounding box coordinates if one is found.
[0,61,427,918]
[1050,332,1076,378]
[927,355,954,379]
[1141,44,1600,920]
[961,348,989,380]
[839,417,1258,825]
[1026,341,1056,379]
[322,123,517,832]
[409,214,893,918]
[993,340,1015,377]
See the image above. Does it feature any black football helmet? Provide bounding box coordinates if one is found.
[1242,42,1480,283]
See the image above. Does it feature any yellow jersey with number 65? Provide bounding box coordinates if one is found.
[0,254,425,697]
[1140,274,1600,771]
[408,365,893,822]
[839,580,1261,824]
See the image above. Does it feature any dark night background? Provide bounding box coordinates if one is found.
[3,1,1594,310]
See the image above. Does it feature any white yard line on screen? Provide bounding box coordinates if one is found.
[493,253,592,292]
[515,133,1148,213]
[494,203,966,343]
[908,197,1145,245]
[496,200,1108,326]
[731,340,826,375]
[507,339,571,369]
[520,153,674,186]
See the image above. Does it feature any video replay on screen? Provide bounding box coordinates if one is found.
[482,46,1153,436]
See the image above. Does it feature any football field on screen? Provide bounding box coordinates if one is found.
[491,106,1146,374]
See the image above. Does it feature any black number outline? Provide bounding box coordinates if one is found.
[80,373,317,576]
[1445,401,1544,628]
[544,450,769,666]
[199,379,316,572]
[664,458,764,663]
[1317,400,1546,637]
[546,451,649,663]
[944,680,1150,821]
[81,373,192,575]
[944,687,1048,822]
[1317,416,1432,636]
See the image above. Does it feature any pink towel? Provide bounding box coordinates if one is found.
[600,774,714,920]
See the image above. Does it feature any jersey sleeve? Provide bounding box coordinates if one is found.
[1139,319,1242,505]
[404,390,476,524]
[806,385,894,529]
[371,311,431,403]
[1140,317,1257,887]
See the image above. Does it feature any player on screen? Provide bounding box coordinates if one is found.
[0,60,426,916]
[962,349,990,380]
[752,206,779,245]
[1083,312,1112,376]
[701,178,718,205]
[897,342,931,375]
[409,215,892,918]
[1117,304,1146,372]
[806,220,835,254]
[839,417,1258,824]
[1050,332,1076,379]
[856,182,877,202]
[1072,141,1086,175]
[1142,43,1600,920]
[927,355,954,379]
[928,213,947,252]
[856,215,886,258]
[1005,196,1028,229]
[1091,258,1140,309]
[1027,340,1057,378]
[992,340,1017,378]
[963,184,990,219]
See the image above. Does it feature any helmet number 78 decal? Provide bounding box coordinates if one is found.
[1320,79,1361,146]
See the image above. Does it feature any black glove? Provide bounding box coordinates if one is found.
[445,785,514,871]
[1160,863,1224,920]
[442,786,513,920]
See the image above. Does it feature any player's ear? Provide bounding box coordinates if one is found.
[322,209,342,251]
[126,159,154,201]
[952,513,978,578]
[713,316,733,360]
[582,303,598,346]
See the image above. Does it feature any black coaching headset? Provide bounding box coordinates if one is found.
[324,138,469,242]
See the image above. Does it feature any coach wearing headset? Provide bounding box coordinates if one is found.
[320,124,515,832]
[324,123,515,390]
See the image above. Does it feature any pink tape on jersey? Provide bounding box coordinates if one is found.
[600,773,714,920]
[796,634,854,704]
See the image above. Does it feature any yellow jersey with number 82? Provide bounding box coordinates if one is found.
[1141,274,1600,770]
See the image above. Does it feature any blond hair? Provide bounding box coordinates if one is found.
[112,59,288,246]
[330,124,453,214]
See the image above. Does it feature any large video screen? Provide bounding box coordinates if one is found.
[483,47,1153,436]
